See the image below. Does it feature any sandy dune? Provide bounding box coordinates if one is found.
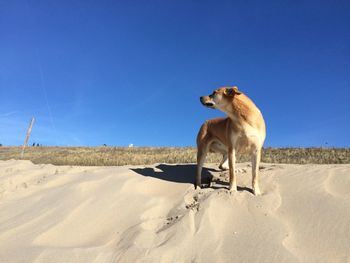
[0,160,349,263]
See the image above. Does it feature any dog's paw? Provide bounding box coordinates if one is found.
[253,190,261,196]
[229,185,237,194]
[218,165,229,171]
[253,187,261,196]
[194,184,201,190]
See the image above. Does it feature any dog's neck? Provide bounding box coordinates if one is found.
[225,93,263,129]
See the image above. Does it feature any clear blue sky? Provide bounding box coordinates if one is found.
[1,0,349,147]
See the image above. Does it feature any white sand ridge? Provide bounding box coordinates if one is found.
[0,160,349,262]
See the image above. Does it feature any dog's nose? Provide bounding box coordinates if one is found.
[200,96,204,103]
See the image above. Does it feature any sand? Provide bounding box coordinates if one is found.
[0,159,349,263]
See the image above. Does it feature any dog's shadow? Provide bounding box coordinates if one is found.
[130,164,254,194]
[131,164,213,186]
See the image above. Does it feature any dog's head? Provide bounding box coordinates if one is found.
[200,86,242,110]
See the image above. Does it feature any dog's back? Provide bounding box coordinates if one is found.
[196,117,229,147]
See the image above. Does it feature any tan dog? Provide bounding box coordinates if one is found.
[198,86,266,195]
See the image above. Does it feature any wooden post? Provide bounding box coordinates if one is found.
[21,117,35,159]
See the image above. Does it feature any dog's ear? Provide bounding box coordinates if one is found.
[233,86,242,95]
[224,86,241,96]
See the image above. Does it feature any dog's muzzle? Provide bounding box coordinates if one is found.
[200,97,215,108]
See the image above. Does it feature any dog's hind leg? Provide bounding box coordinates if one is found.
[219,153,228,170]
[196,143,210,189]
[210,141,228,170]
[252,148,262,195]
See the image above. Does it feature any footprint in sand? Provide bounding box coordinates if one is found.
[184,191,200,211]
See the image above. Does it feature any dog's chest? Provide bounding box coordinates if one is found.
[229,124,262,153]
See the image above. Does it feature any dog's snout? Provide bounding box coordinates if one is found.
[200,96,208,106]
[200,96,215,108]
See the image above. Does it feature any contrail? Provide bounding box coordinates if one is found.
[37,58,59,145]
[0,111,19,117]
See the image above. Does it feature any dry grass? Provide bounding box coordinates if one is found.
[0,146,349,166]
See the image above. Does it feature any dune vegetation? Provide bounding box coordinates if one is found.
[0,146,349,166]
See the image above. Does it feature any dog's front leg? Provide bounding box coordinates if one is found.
[252,148,262,195]
[228,146,237,192]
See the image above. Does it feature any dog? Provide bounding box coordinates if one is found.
[197,86,266,195]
